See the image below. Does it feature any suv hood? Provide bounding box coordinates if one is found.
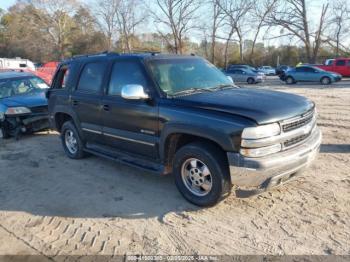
[0,91,47,109]
[176,88,314,125]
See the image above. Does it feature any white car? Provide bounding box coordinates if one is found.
[258,66,276,76]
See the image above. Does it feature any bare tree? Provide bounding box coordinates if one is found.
[116,0,146,52]
[151,0,200,54]
[29,0,79,59]
[267,0,329,63]
[325,0,350,56]
[94,0,120,51]
[209,0,225,64]
[248,0,278,64]
[216,0,252,67]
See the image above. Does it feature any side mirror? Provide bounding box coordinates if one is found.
[121,84,149,100]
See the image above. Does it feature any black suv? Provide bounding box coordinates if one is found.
[47,52,322,206]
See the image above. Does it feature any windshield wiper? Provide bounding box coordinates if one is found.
[211,84,237,90]
[171,87,214,96]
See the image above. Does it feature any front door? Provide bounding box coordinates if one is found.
[101,58,159,159]
[71,61,108,143]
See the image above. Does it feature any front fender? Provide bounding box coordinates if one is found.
[159,123,235,161]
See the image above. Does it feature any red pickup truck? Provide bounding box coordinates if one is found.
[315,58,350,76]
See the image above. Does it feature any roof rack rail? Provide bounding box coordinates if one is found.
[124,50,161,56]
[70,51,120,60]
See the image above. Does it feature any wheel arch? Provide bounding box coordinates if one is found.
[53,106,81,135]
[160,126,232,175]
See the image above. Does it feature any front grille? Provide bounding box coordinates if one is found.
[30,106,48,114]
[284,133,310,148]
[282,109,314,132]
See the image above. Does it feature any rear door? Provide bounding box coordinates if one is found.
[70,60,108,143]
[100,58,159,159]
[294,67,308,81]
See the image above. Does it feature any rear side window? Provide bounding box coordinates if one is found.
[77,62,107,93]
[108,61,148,96]
[53,65,70,89]
[336,60,346,66]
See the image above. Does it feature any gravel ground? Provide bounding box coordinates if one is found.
[0,78,349,258]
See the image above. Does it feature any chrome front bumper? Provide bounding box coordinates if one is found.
[228,127,322,190]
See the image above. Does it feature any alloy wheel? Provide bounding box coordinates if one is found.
[181,158,213,197]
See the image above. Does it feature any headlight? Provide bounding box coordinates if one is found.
[240,143,282,157]
[0,112,4,121]
[5,107,31,115]
[241,123,281,139]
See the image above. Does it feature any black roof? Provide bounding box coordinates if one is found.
[0,71,35,80]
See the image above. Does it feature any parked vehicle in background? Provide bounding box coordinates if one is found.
[36,61,59,84]
[276,65,292,76]
[0,57,36,71]
[282,65,342,85]
[314,58,350,77]
[227,65,266,80]
[0,59,58,85]
[324,59,335,66]
[48,52,321,206]
[225,68,263,84]
[0,71,49,139]
[258,66,276,75]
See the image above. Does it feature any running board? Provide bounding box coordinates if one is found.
[85,143,164,175]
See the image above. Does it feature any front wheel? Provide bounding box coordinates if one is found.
[173,142,231,206]
[321,77,331,85]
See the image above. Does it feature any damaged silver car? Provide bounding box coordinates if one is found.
[0,71,49,139]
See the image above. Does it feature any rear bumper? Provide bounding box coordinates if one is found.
[227,127,322,193]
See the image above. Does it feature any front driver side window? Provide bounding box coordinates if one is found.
[108,61,148,96]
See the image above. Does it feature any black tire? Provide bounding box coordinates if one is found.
[321,76,331,85]
[286,76,295,85]
[247,78,255,84]
[61,121,85,159]
[173,142,231,206]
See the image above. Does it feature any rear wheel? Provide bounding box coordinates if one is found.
[247,78,255,84]
[321,77,331,85]
[173,142,231,206]
[61,121,85,159]
[286,76,295,85]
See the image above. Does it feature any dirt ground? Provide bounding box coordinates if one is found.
[0,79,349,258]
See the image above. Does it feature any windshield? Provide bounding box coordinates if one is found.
[0,76,49,99]
[148,58,233,96]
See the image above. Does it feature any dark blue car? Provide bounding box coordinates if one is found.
[0,71,49,139]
